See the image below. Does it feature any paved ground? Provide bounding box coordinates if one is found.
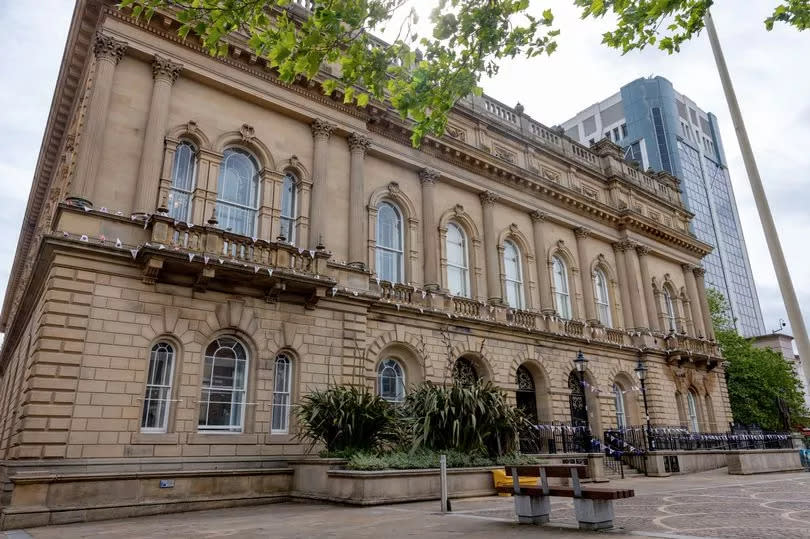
[5,469,810,538]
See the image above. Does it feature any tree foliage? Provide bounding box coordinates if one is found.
[120,0,808,145]
[707,289,808,430]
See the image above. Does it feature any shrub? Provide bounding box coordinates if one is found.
[345,449,545,471]
[296,385,401,453]
[404,379,531,457]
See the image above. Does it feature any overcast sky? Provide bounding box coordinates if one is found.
[0,0,808,340]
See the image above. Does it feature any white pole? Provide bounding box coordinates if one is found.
[439,454,448,513]
[703,9,810,389]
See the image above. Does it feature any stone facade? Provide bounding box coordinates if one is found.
[0,0,730,525]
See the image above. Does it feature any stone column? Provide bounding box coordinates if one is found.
[612,242,635,329]
[683,264,707,338]
[574,227,597,324]
[694,267,716,340]
[623,241,649,330]
[420,168,440,290]
[308,119,335,248]
[480,191,501,304]
[530,211,553,313]
[347,132,371,268]
[133,55,183,218]
[67,33,127,208]
[635,245,660,332]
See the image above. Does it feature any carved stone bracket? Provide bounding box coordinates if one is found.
[194,267,215,292]
[142,256,164,285]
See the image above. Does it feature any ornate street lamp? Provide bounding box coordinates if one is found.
[635,356,655,457]
[574,350,591,450]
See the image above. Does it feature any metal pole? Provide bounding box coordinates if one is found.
[579,370,591,451]
[439,454,448,513]
[703,9,810,389]
[640,376,652,477]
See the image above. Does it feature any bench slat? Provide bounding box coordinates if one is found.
[498,485,635,500]
[504,465,589,479]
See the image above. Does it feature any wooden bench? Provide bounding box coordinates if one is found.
[495,464,634,530]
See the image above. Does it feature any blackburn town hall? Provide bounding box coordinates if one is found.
[0,0,729,527]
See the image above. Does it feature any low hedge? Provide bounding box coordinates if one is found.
[345,449,546,471]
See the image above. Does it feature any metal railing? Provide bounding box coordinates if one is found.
[520,423,597,454]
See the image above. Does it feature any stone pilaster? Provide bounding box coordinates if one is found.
[574,227,598,324]
[420,168,440,290]
[694,267,715,340]
[682,263,707,338]
[133,55,183,218]
[623,241,649,330]
[612,242,634,330]
[347,132,371,268]
[530,211,554,313]
[67,33,128,208]
[480,191,501,304]
[635,245,660,332]
[308,119,335,248]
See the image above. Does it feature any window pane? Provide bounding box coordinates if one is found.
[216,149,259,236]
[271,355,293,433]
[141,343,174,432]
[199,337,248,431]
[377,359,405,403]
[281,174,297,243]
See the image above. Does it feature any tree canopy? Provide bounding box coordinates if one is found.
[120,0,809,145]
[707,289,808,430]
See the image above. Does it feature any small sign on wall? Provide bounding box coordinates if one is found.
[159,479,175,488]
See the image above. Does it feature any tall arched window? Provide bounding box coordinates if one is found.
[503,240,524,309]
[216,148,260,237]
[377,358,405,403]
[613,384,626,429]
[199,337,248,432]
[279,173,297,243]
[446,222,470,297]
[271,353,293,433]
[594,268,612,327]
[552,255,572,319]
[663,288,677,332]
[141,342,175,433]
[686,390,700,433]
[168,141,196,221]
[516,365,538,423]
[376,201,404,283]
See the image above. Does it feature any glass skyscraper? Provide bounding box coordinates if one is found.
[561,76,765,337]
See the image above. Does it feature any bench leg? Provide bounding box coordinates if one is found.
[573,498,615,530]
[514,494,550,524]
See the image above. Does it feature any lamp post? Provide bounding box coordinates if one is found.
[635,357,654,452]
[574,350,591,451]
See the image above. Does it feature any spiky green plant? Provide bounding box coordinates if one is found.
[296,385,401,453]
[404,379,531,457]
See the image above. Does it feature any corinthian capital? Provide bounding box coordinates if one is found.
[529,210,547,223]
[347,132,371,153]
[419,168,440,185]
[479,190,498,207]
[635,244,650,257]
[152,55,183,83]
[681,263,697,272]
[93,33,128,64]
[693,266,706,278]
[573,226,591,239]
[311,118,336,140]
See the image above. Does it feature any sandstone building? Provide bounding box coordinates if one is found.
[0,0,729,526]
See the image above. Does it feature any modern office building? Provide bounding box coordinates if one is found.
[561,76,766,337]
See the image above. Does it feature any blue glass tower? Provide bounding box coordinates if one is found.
[562,76,765,337]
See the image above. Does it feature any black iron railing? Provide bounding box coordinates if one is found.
[521,423,598,454]
[604,425,793,453]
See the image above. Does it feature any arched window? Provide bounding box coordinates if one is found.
[452,357,478,386]
[141,342,175,432]
[375,201,404,283]
[503,240,524,309]
[552,255,572,319]
[271,353,293,433]
[686,390,700,433]
[168,141,196,221]
[446,222,470,297]
[663,287,677,332]
[198,337,248,432]
[516,365,538,423]
[216,148,260,237]
[594,268,612,327]
[377,358,405,403]
[613,384,626,429]
[279,173,297,244]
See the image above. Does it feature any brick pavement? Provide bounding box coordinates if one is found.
[4,469,809,538]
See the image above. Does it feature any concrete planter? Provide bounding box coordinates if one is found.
[726,449,803,475]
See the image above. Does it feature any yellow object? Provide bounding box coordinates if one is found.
[491,469,540,496]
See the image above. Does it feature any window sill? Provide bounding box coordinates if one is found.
[188,433,260,445]
[131,432,180,445]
